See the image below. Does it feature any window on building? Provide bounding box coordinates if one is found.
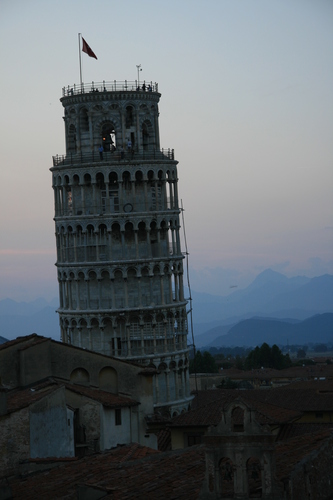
[187,434,202,447]
[115,408,122,426]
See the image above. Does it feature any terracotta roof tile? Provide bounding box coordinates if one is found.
[275,430,333,480]
[9,444,205,500]
[277,422,333,441]
[220,364,333,381]
[174,390,301,427]
[157,428,171,451]
[6,381,60,413]
[243,383,333,412]
[5,379,139,414]
[0,333,41,351]
[8,431,332,498]
[64,382,139,408]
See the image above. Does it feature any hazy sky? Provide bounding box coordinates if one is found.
[0,0,332,301]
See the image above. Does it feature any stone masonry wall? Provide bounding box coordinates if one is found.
[288,433,333,499]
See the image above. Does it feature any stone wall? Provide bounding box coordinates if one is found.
[288,433,333,499]
[30,387,74,458]
[0,407,30,474]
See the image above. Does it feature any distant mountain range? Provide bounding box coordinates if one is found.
[0,270,332,346]
[0,298,60,342]
[201,313,333,348]
[190,270,333,347]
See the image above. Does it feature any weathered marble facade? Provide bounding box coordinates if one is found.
[51,80,192,415]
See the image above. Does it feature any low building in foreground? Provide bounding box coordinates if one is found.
[0,334,157,475]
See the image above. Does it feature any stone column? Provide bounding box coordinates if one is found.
[166,370,170,402]
[174,273,179,301]
[68,279,73,310]
[124,279,129,308]
[160,274,165,305]
[127,323,131,356]
[134,230,139,259]
[179,273,184,301]
[98,279,102,309]
[121,109,126,147]
[110,279,115,309]
[73,233,77,261]
[173,180,179,209]
[169,180,174,209]
[80,184,85,214]
[168,273,173,303]
[154,374,159,404]
[75,280,80,310]
[86,279,90,309]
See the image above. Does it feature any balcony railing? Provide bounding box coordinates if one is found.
[52,148,175,167]
[62,80,158,97]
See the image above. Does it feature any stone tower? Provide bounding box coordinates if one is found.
[51,79,192,415]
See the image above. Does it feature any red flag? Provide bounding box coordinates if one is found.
[82,37,98,59]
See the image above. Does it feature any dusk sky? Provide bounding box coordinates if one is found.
[0,0,332,302]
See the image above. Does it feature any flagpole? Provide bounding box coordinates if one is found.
[78,33,83,92]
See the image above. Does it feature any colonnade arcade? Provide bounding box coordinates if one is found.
[58,260,185,311]
[55,218,181,263]
[53,166,178,217]
[60,307,187,357]
[60,306,190,414]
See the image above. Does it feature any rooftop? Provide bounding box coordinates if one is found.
[5,379,139,414]
[52,147,175,168]
[7,432,333,498]
[171,390,301,428]
[61,80,159,97]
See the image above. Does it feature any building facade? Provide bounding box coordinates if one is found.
[51,80,192,415]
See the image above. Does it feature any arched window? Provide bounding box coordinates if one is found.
[231,406,245,432]
[99,367,118,393]
[79,107,89,132]
[247,457,262,498]
[70,367,90,385]
[219,457,234,498]
[101,122,116,150]
[68,124,76,153]
[142,120,153,150]
[142,122,149,150]
[125,105,134,128]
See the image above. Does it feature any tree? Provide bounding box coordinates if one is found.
[189,350,218,374]
[244,343,291,370]
[313,344,328,353]
[234,355,244,370]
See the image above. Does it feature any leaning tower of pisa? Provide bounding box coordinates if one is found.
[51,79,192,415]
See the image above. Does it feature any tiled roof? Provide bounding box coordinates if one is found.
[220,364,333,380]
[174,390,301,427]
[64,382,139,408]
[275,429,333,480]
[0,333,42,351]
[243,382,333,412]
[276,422,333,441]
[8,431,333,498]
[9,443,205,500]
[157,428,171,451]
[5,379,139,414]
[0,334,153,374]
[6,381,60,413]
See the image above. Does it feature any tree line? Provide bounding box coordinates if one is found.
[190,343,293,374]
